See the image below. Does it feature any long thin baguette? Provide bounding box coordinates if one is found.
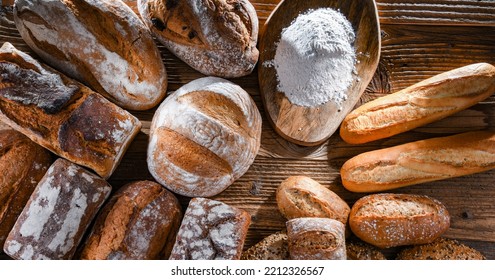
[340,63,495,144]
[341,130,495,193]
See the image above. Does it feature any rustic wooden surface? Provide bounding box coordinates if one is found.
[1,0,495,260]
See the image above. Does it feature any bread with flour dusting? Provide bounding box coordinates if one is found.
[13,0,167,110]
[169,198,250,260]
[0,43,141,179]
[79,181,182,260]
[138,0,258,78]
[147,77,261,197]
[3,159,112,260]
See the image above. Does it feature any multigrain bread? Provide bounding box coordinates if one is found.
[138,0,259,78]
[286,218,346,260]
[349,193,450,249]
[276,176,350,225]
[13,0,167,110]
[3,158,112,260]
[241,231,289,260]
[79,181,182,260]
[396,238,485,260]
[340,63,495,144]
[147,77,261,197]
[341,130,495,193]
[0,43,141,179]
[346,238,386,260]
[169,198,251,260]
[0,129,51,250]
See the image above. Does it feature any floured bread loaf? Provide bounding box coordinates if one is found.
[147,77,261,197]
[3,159,112,260]
[0,43,141,179]
[13,0,167,110]
[138,0,259,78]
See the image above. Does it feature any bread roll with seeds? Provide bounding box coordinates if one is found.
[346,238,386,260]
[147,77,261,197]
[241,231,289,260]
[396,238,485,260]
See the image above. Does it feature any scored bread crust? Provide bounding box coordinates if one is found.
[138,0,259,78]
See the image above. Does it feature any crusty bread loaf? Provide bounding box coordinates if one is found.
[147,77,261,197]
[3,158,112,260]
[0,129,51,250]
[14,0,167,110]
[340,63,495,144]
[346,238,386,260]
[169,198,251,260]
[286,218,346,260]
[0,42,141,179]
[138,0,258,78]
[241,231,289,260]
[276,176,350,225]
[79,181,182,260]
[341,131,495,193]
[349,193,450,249]
[396,238,485,260]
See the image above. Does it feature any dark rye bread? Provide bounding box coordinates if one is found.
[346,238,386,260]
[396,238,485,260]
[13,0,167,110]
[79,181,182,260]
[138,0,258,78]
[169,198,251,260]
[0,43,141,179]
[0,129,51,250]
[241,231,289,260]
[3,158,112,260]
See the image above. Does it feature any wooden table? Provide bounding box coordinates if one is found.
[1,0,495,259]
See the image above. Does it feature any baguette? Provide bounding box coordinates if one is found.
[341,131,495,193]
[340,63,495,144]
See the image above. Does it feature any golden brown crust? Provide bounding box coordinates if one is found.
[241,231,289,260]
[396,238,485,260]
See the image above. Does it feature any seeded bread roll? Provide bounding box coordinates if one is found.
[349,193,450,249]
[340,63,495,144]
[138,0,259,78]
[169,198,251,260]
[241,231,289,260]
[79,181,182,260]
[287,218,346,260]
[0,43,141,179]
[396,238,485,260]
[341,131,495,193]
[0,129,51,250]
[13,0,167,110]
[346,238,386,260]
[3,158,112,260]
[147,77,261,197]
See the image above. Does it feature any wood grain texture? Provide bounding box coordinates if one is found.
[2,0,495,259]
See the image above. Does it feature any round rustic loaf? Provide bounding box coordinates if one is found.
[147,77,261,197]
[396,238,485,260]
[138,0,259,78]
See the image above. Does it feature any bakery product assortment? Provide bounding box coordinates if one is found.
[396,238,485,260]
[241,231,289,260]
[147,77,261,197]
[0,129,51,250]
[13,0,168,110]
[3,158,112,260]
[0,42,141,179]
[138,0,259,78]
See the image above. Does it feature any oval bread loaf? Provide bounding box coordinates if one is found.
[147,77,261,197]
[138,0,259,78]
[14,0,167,110]
[396,238,485,260]
[341,130,495,193]
[340,63,495,144]
[349,193,450,248]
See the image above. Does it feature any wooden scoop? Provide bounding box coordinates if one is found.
[258,0,381,146]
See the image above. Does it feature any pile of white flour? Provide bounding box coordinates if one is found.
[270,8,356,108]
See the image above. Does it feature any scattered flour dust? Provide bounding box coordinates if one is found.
[268,8,356,108]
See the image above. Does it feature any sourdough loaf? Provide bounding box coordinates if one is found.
[0,129,51,250]
[340,63,495,144]
[138,0,258,78]
[341,131,495,193]
[396,238,485,260]
[3,158,112,260]
[147,77,261,197]
[13,0,167,110]
[79,181,182,260]
[169,198,251,260]
[0,42,141,179]
[241,231,289,260]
